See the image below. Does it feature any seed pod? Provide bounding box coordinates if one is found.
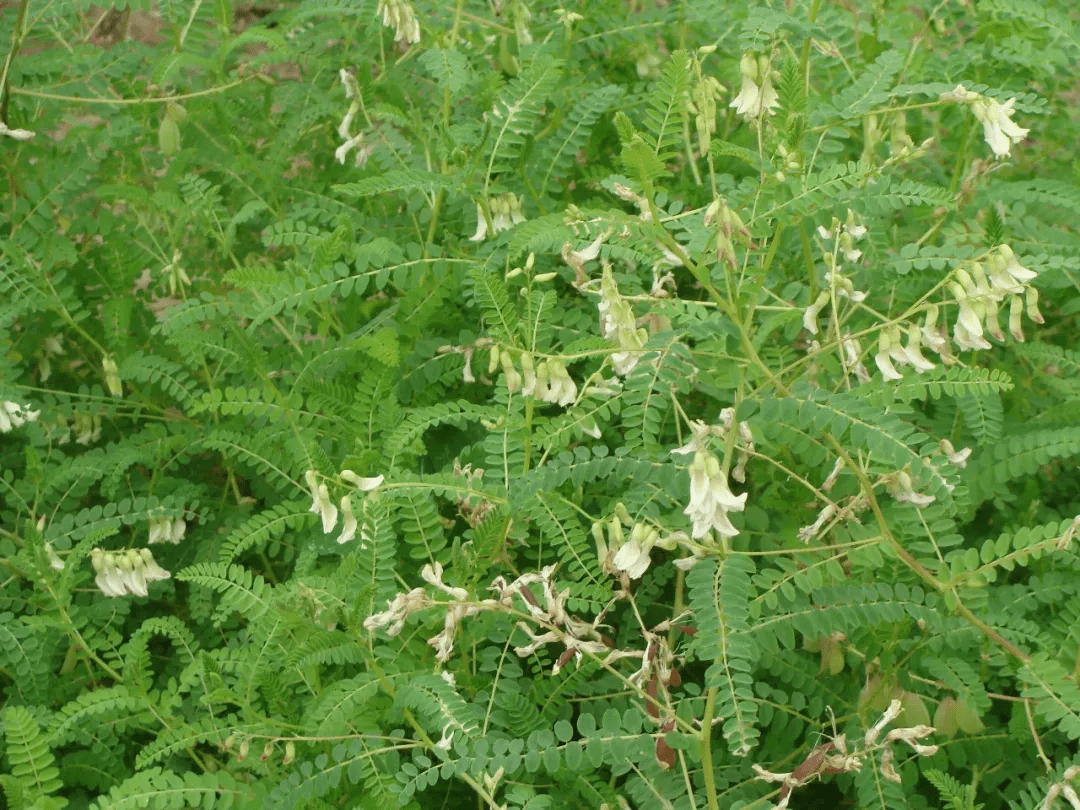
[237,737,250,761]
[260,741,275,761]
[282,741,296,766]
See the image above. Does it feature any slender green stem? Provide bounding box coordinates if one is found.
[700,687,720,810]
[0,0,31,123]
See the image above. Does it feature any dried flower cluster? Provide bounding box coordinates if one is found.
[753,699,938,809]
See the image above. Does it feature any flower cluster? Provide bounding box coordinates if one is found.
[940,85,1028,159]
[689,48,725,153]
[597,264,648,375]
[593,510,682,581]
[730,51,778,121]
[305,469,384,545]
[704,197,752,271]
[484,347,580,407]
[470,193,525,242]
[0,401,40,433]
[37,335,63,382]
[863,245,1041,383]
[805,213,869,338]
[91,547,171,598]
[364,563,630,675]
[672,417,751,543]
[148,514,186,544]
[753,699,938,810]
[949,246,1042,350]
[335,69,375,167]
[376,0,420,45]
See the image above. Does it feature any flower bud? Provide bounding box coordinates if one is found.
[1009,294,1025,341]
[102,354,123,397]
[500,350,521,393]
[282,741,296,766]
[1026,286,1044,324]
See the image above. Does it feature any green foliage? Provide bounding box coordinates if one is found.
[2,1,1080,809]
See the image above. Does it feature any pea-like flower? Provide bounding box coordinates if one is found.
[91,547,171,598]
[304,470,338,534]
[730,52,778,121]
[941,85,1028,158]
[683,451,747,540]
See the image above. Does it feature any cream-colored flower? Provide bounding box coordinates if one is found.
[45,542,65,572]
[377,0,420,44]
[941,85,1028,158]
[730,52,778,120]
[610,523,660,580]
[684,452,747,539]
[972,96,1028,158]
[91,547,171,598]
[304,470,338,533]
[598,264,648,375]
[0,401,40,433]
[0,120,34,140]
[340,470,385,491]
[148,515,186,544]
[874,331,904,381]
[337,495,358,544]
[803,291,829,335]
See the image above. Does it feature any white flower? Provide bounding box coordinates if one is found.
[972,96,1028,158]
[882,470,935,508]
[561,233,607,276]
[941,85,1028,158]
[471,194,525,242]
[377,0,420,44]
[803,291,829,335]
[939,439,972,468]
[0,401,40,433]
[874,331,904,381]
[610,523,660,580]
[305,470,338,533]
[45,542,65,571]
[598,264,648,375]
[148,515,186,544]
[364,587,428,636]
[337,495,358,544]
[90,547,171,598]
[541,360,577,407]
[730,52,778,121]
[899,324,935,373]
[341,470,385,491]
[0,120,34,140]
[684,451,747,539]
